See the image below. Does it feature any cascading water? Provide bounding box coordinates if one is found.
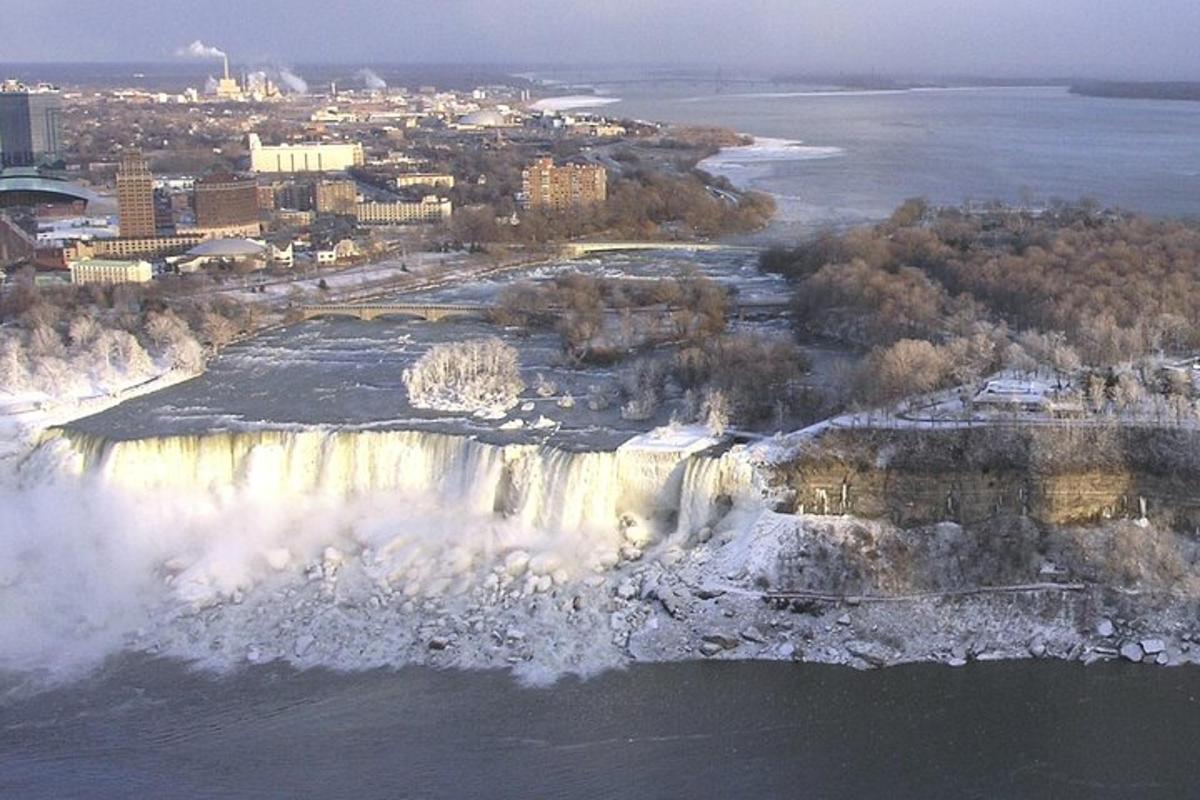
[677,448,757,537]
[41,426,752,541]
[2,425,758,679]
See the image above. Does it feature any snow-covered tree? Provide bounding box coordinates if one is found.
[403,338,525,413]
[145,311,204,371]
[702,388,731,435]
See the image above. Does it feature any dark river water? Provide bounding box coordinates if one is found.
[3,658,1197,799]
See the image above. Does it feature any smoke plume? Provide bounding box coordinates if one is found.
[277,67,309,95]
[356,68,387,90]
[177,39,226,60]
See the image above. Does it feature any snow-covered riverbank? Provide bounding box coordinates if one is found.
[0,368,199,479]
[5,418,1196,691]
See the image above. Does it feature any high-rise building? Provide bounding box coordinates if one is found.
[0,80,63,168]
[194,172,260,233]
[521,157,607,211]
[116,150,157,238]
[314,180,358,215]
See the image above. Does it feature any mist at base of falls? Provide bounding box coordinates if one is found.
[0,426,754,682]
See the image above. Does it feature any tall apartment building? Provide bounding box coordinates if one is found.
[116,150,157,238]
[247,133,364,174]
[0,80,63,168]
[194,172,260,235]
[314,180,358,215]
[521,157,607,212]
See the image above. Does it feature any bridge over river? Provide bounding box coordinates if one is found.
[299,303,490,322]
[560,241,761,258]
[300,298,790,323]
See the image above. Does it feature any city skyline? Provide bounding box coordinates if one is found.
[1,0,1199,80]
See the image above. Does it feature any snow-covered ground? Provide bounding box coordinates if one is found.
[0,368,199,481]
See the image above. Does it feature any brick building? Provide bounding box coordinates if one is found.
[520,157,607,211]
[194,172,260,234]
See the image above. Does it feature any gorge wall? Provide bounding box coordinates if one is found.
[767,426,1200,530]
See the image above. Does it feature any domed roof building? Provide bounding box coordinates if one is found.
[180,237,269,273]
[187,238,267,258]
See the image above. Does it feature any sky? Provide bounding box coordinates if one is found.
[3,0,1199,79]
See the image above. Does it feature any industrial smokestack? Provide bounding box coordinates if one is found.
[223,54,230,81]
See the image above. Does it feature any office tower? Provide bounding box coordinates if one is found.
[0,80,63,168]
[117,150,157,238]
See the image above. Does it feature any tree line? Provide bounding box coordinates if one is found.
[763,200,1200,404]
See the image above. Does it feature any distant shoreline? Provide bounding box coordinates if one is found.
[1070,81,1200,102]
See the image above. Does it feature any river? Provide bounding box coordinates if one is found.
[544,69,1200,236]
[4,658,1198,799]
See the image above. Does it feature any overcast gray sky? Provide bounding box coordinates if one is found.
[3,0,1199,79]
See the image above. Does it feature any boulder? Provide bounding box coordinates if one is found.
[699,641,725,657]
[1096,619,1115,638]
[1028,636,1047,658]
[1120,642,1145,663]
[701,633,741,651]
[1140,638,1166,656]
[846,640,889,668]
[740,627,766,644]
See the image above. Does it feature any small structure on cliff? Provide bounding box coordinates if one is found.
[972,375,1083,417]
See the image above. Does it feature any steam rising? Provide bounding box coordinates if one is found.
[177,39,226,60]
[277,67,309,95]
[356,67,387,90]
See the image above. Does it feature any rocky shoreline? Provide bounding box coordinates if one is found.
[114,510,1200,687]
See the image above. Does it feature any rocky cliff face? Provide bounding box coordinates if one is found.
[767,426,1200,530]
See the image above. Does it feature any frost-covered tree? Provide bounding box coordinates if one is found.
[145,311,204,371]
[66,313,101,348]
[0,334,30,391]
[200,312,240,349]
[702,388,731,435]
[403,338,525,413]
[619,358,667,421]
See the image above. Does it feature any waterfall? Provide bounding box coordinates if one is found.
[42,427,755,540]
[677,446,755,535]
[3,427,762,677]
